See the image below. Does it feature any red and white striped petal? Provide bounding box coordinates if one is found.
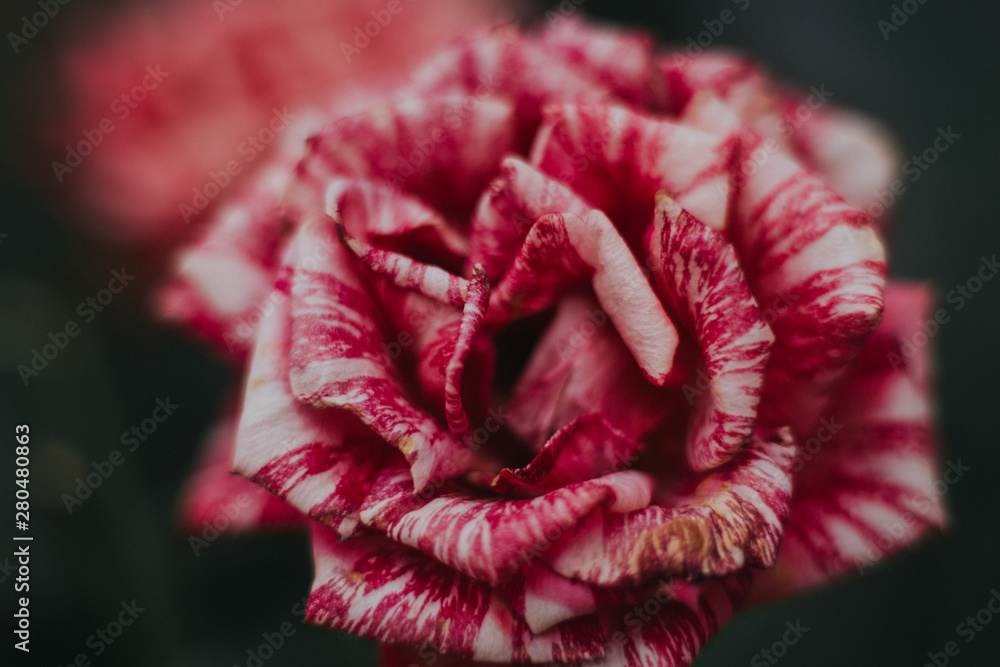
[307,524,607,664]
[597,575,750,667]
[538,17,656,107]
[231,260,394,538]
[690,91,887,385]
[492,413,643,496]
[646,195,773,470]
[489,210,679,385]
[325,178,468,263]
[749,282,946,601]
[771,94,899,228]
[443,266,490,442]
[286,217,473,492]
[530,104,734,238]
[466,155,591,282]
[541,430,795,586]
[178,406,304,534]
[656,50,767,116]
[336,222,470,310]
[507,293,681,447]
[359,462,654,586]
[293,95,517,220]
[156,162,293,356]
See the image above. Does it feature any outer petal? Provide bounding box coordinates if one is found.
[597,575,750,667]
[307,524,607,664]
[178,406,304,534]
[749,282,947,601]
[646,195,773,470]
[537,17,657,107]
[286,217,473,491]
[231,257,393,538]
[156,162,292,356]
[530,103,734,241]
[489,210,679,385]
[541,430,795,586]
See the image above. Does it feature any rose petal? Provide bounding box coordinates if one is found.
[307,524,607,664]
[325,178,468,264]
[537,17,656,107]
[156,162,292,356]
[647,195,773,470]
[359,462,653,586]
[231,259,393,538]
[443,266,490,442]
[507,293,680,447]
[466,155,591,283]
[492,413,643,496]
[489,210,679,385]
[749,282,946,601]
[293,95,517,220]
[286,217,473,491]
[598,575,749,667]
[179,406,304,534]
[542,430,795,586]
[530,103,734,240]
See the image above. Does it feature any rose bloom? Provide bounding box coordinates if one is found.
[44,0,502,246]
[168,18,945,666]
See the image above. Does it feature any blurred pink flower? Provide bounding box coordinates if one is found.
[46,0,507,246]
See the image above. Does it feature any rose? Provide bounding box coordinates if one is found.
[167,18,945,666]
[40,0,503,247]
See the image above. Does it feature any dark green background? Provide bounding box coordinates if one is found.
[2,0,998,665]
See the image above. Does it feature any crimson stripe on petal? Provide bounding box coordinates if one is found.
[647,195,773,470]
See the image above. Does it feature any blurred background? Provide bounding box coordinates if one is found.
[1,0,998,665]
